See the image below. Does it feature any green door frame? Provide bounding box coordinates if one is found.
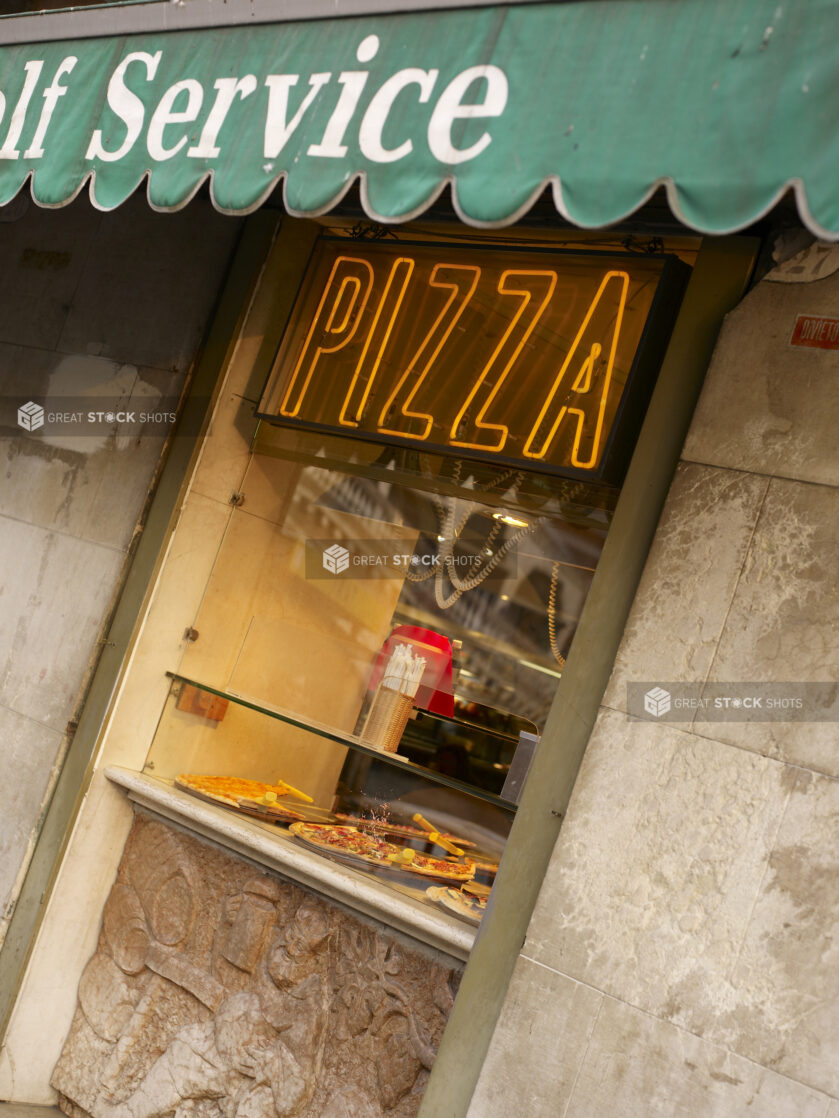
[418,235,760,1117]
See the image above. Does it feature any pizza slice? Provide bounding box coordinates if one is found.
[175,774,312,809]
[426,885,487,925]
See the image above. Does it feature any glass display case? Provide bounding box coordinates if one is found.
[140,430,615,924]
[138,229,686,928]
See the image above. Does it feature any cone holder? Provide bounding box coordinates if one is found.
[361,683,414,754]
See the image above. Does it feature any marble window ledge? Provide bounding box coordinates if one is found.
[105,766,475,962]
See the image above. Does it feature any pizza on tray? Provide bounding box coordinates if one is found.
[427,885,487,925]
[234,797,308,823]
[289,823,395,866]
[175,774,311,810]
[335,813,475,848]
[289,823,475,882]
[399,850,476,882]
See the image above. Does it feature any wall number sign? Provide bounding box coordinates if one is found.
[258,239,686,482]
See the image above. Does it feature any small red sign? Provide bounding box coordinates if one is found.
[790,314,839,349]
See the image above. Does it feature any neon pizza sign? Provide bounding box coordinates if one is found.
[258,239,686,482]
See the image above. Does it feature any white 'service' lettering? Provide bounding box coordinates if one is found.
[307,72,368,159]
[85,50,162,162]
[264,72,331,159]
[307,34,380,158]
[147,78,203,160]
[0,36,509,174]
[359,68,439,163]
[428,64,508,164]
[188,75,257,159]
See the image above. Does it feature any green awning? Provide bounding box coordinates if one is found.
[0,0,836,235]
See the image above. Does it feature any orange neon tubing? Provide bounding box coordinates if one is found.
[522,270,630,465]
[450,269,557,452]
[377,263,480,440]
[280,256,373,418]
[338,256,415,427]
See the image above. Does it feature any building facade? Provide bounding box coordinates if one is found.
[1,3,838,1117]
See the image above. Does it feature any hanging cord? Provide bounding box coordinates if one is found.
[442,514,543,594]
[405,461,533,598]
[400,461,568,669]
[547,561,567,670]
[407,460,542,608]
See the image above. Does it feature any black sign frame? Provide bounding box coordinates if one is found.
[256,235,690,487]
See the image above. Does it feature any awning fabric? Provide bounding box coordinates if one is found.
[0,0,837,235]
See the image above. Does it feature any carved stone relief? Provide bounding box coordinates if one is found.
[52,813,462,1118]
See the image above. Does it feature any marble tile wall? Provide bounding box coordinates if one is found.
[0,212,271,1104]
[470,253,839,1115]
[0,196,240,942]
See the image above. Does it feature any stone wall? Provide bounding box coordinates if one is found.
[0,195,240,942]
[53,812,461,1118]
[468,251,839,1115]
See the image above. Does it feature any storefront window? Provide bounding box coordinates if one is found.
[141,225,687,925]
